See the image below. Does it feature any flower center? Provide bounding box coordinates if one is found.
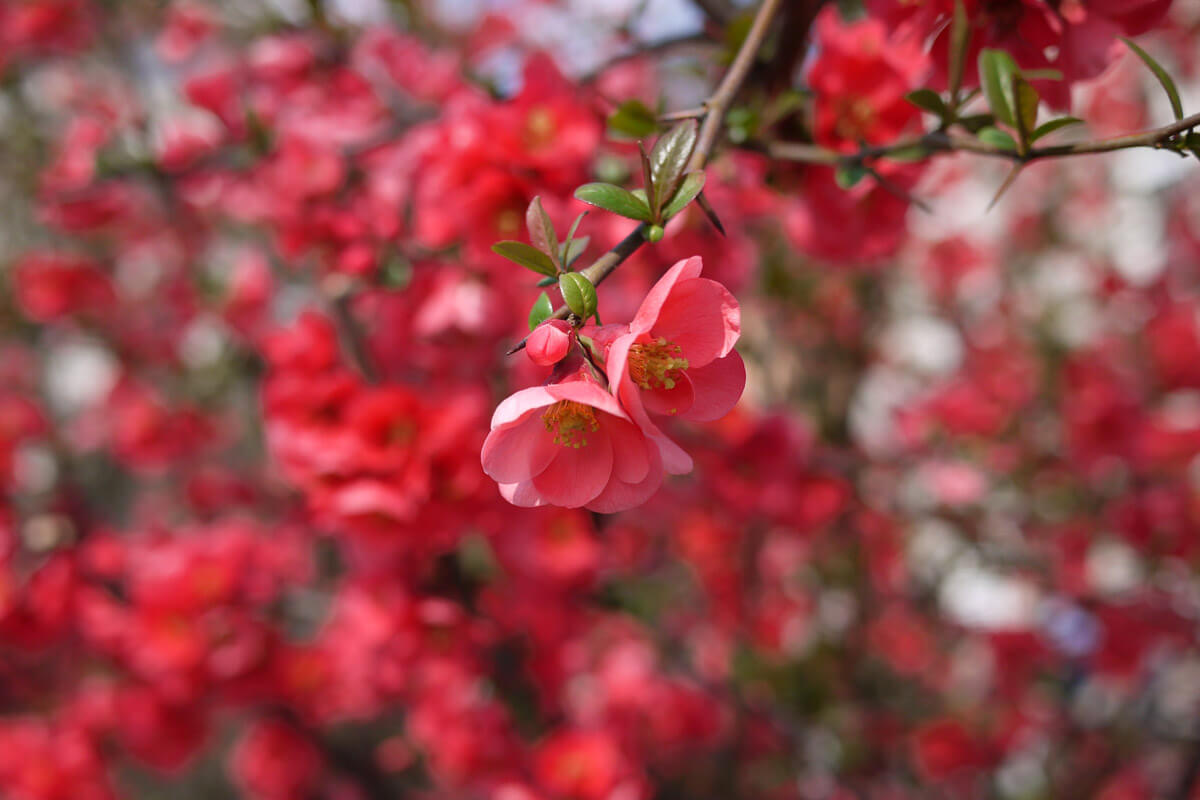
[542,400,600,448]
[628,338,689,390]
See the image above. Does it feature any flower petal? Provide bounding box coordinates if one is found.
[606,416,650,484]
[491,385,557,428]
[481,413,560,484]
[618,375,693,475]
[586,443,664,513]
[641,375,694,418]
[651,278,741,368]
[630,256,704,335]
[499,480,545,508]
[531,431,613,507]
[679,350,745,422]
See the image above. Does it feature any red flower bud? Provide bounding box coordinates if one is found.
[526,319,573,366]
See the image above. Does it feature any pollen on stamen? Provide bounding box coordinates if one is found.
[628,337,689,391]
[542,400,600,448]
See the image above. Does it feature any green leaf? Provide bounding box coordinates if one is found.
[835,164,868,189]
[662,171,706,220]
[574,183,653,221]
[1021,68,1063,82]
[885,143,932,162]
[607,99,659,139]
[638,141,657,220]
[957,113,995,133]
[1031,116,1084,142]
[1011,76,1040,147]
[536,275,557,287]
[906,89,949,118]
[492,241,559,277]
[561,235,590,269]
[528,292,553,330]
[564,212,586,249]
[977,126,1018,151]
[648,120,698,213]
[525,196,558,266]
[558,272,597,320]
[1122,37,1184,121]
[1186,131,1200,160]
[978,48,1019,128]
[948,0,969,101]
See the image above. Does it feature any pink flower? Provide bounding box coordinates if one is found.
[481,372,663,512]
[605,257,745,475]
[526,319,573,366]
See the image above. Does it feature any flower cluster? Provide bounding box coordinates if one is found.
[483,257,745,512]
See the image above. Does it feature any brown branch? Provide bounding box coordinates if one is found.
[690,0,784,172]
[765,110,1200,168]
[690,0,737,26]
[325,277,381,383]
[507,0,786,355]
[579,32,715,85]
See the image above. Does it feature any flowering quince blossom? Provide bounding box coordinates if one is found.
[482,370,665,513]
[604,257,745,475]
[483,257,745,511]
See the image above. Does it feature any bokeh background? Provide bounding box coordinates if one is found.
[2,0,1200,798]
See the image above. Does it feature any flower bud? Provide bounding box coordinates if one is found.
[526,319,573,366]
[647,224,665,242]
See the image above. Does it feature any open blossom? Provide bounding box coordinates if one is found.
[481,371,664,513]
[605,256,745,475]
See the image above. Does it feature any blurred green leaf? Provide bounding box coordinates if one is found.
[906,89,949,118]
[978,48,1019,128]
[607,99,659,138]
[1012,75,1040,147]
[835,164,868,189]
[977,126,1018,151]
[1122,37,1183,121]
[1031,116,1083,142]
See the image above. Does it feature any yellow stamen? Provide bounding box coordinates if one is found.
[542,400,600,448]
[628,337,689,391]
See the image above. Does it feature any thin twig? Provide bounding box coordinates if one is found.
[690,0,784,172]
[507,0,786,355]
[578,32,714,85]
[690,0,737,25]
[326,278,381,382]
[765,110,1200,167]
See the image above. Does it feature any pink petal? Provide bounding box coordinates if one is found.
[491,385,557,428]
[651,278,740,368]
[499,480,545,508]
[617,376,693,475]
[546,378,629,422]
[481,414,560,484]
[606,416,650,484]
[641,376,694,418]
[586,443,664,513]
[679,350,745,422]
[630,256,704,335]
[531,430,613,507]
